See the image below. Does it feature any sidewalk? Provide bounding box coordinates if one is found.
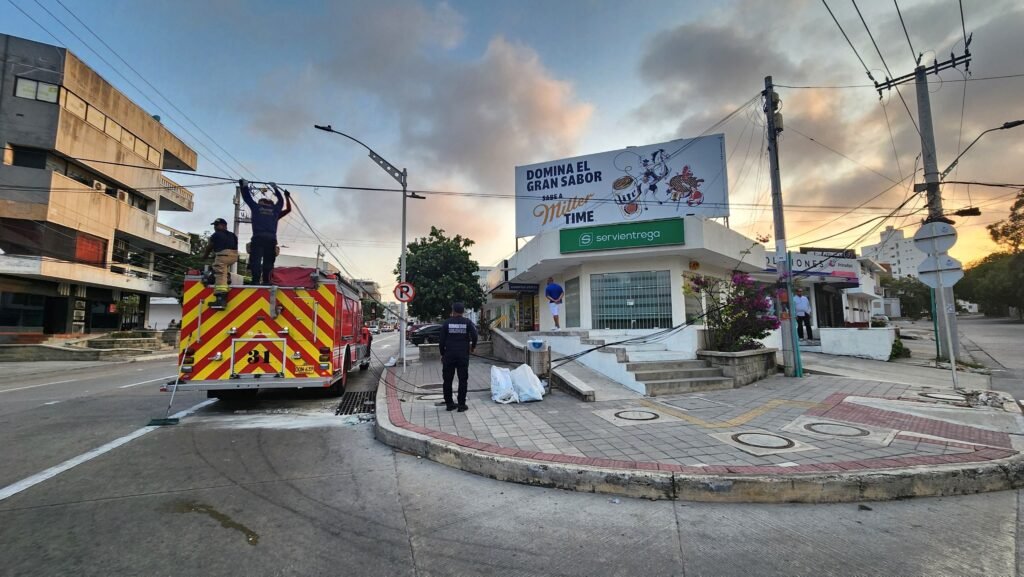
[375,359,1024,503]
[801,352,990,390]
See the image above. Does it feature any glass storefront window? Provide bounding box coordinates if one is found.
[591,270,672,330]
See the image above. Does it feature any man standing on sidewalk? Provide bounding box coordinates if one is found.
[794,287,813,340]
[202,218,238,309]
[545,277,564,331]
[438,302,478,412]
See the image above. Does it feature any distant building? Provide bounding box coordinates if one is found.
[475,266,494,289]
[860,226,925,279]
[146,296,180,330]
[0,34,197,336]
[352,279,381,301]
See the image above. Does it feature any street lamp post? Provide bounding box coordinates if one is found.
[941,120,1024,180]
[314,124,423,370]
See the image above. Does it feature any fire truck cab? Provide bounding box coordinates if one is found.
[174,266,370,397]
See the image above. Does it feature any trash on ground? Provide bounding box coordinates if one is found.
[510,364,545,402]
[491,366,519,404]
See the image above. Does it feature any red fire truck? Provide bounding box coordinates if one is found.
[172,267,371,398]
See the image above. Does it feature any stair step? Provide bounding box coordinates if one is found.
[616,343,668,352]
[643,377,735,396]
[632,367,724,381]
[626,360,709,371]
[625,351,696,362]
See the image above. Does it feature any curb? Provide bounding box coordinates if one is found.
[373,369,1024,503]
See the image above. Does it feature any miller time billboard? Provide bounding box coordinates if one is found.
[514,134,729,238]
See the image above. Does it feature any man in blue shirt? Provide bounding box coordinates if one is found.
[239,179,284,285]
[545,277,564,330]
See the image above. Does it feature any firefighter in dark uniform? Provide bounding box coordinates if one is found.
[438,302,478,412]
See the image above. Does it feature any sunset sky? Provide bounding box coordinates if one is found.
[3,0,1021,294]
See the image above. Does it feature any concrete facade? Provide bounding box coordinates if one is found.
[0,34,196,335]
[860,226,926,279]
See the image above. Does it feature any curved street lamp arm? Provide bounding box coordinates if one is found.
[941,120,1024,180]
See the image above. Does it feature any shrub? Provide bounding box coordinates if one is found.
[687,273,781,352]
[889,338,911,360]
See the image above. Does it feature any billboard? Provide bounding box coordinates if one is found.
[515,134,728,238]
[763,252,859,279]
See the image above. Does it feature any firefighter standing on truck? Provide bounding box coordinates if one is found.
[201,218,238,309]
[438,302,478,412]
[239,179,285,285]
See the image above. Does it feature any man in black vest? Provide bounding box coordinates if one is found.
[438,302,478,412]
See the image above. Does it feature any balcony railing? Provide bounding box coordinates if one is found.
[158,175,194,212]
[156,221,191,245]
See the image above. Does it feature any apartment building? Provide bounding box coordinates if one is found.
[860,225,925,279]
[0,34,196,336]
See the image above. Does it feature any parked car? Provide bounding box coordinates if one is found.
[410,324,442,345]
[870,314,890,326]
[405,323,432,339]
[369,325,380,335]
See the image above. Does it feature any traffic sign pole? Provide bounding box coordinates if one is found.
[914,223,962,390]
[932,236,958,390]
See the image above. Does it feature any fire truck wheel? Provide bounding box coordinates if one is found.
[328,356,350,397]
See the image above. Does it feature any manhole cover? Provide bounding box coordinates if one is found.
[803,422,871,437]
[416,393,445,401]
[919,392,967,402]
[614,410,660,421]
[730,432,795,449]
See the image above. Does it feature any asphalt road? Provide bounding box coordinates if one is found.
[959,316,1024,399]
[1,331,1022,576]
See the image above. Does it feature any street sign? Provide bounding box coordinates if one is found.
[917,254,964,289]
[913,222,957,254]
[394,282,415,303]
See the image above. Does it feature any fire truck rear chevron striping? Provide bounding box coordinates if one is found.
[173,267,371,397]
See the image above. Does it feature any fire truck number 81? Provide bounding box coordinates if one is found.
[248,349,271,364]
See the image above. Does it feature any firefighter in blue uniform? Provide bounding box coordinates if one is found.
[438,302,478,412]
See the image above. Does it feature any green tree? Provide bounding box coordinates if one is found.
[882,276,931,319]
[959,253,1024,318]
[987,190,1024,254]
[396,226,484,321]
[361,298,381,323]
[155,233,210,303]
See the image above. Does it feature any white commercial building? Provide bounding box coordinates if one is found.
[860,226,926,279]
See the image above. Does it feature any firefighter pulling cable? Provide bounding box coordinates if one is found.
[239,179,288,286]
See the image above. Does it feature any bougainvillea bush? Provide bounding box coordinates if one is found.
[686,273,780,352]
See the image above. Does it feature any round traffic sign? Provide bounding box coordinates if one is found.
[394,282,415,303]
[913,222,957,254]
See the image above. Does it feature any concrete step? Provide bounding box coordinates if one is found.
[625,360,709,372]
[616,343,668,352]
[623,351,696,362]
[642,377,735,396]
[632,367,724,381]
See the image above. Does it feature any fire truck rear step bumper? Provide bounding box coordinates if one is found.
[167,378,333,391]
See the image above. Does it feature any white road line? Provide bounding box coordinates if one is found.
[0,398,216,503]
[0,379,76,394]
[118,375,177,389]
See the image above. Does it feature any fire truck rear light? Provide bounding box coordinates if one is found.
[181,366,193,373]
[319,347,330,362]
[319,363,329,370]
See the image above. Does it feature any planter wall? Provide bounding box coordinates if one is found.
[696,348,778,387]
[819,327,895,361]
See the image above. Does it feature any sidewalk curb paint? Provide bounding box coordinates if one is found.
[374,369,1024,503]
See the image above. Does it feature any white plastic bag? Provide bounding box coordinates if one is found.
[490,366,519,404]
[510,364,545,402]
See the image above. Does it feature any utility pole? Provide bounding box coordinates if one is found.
[764,76,799,377]
[876,50,971,362]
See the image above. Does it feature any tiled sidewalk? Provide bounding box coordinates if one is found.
[382,360,1020,475]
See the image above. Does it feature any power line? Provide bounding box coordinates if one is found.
[850,0,921,136]
[52,0,259,180]
[894,0,917,64]
[821,0,876,82]
[776,73,1024,89]
[787,125,899,183]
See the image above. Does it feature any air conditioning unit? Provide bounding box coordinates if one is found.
[92,180,105,192]
[116,190,128,202]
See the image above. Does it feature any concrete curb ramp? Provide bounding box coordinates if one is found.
[373,370,1024,503]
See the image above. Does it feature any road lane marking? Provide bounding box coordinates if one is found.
[119,375,177,389]
[0,379,76,394]
[0,398,216,503]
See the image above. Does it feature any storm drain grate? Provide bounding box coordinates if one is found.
[336,391,377,415]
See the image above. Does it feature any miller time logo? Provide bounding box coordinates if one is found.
[579,233,593,246]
